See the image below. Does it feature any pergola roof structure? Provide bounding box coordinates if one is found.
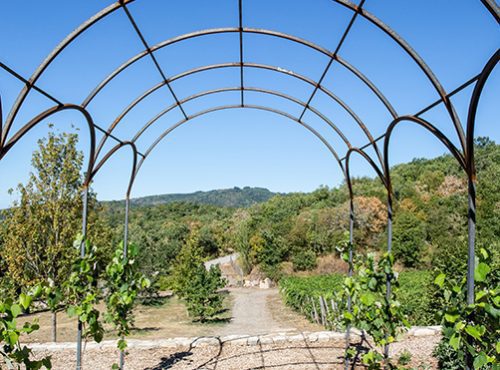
[0,0,497,198]
[0,1,498,368]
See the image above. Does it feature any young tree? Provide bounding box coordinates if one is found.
[0,129,110,342]
[171,229,226,322]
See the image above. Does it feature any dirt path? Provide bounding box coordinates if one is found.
[220,287,321,336]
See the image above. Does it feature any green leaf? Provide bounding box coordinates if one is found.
[444,311,460,323]
[11,303,22,318]
[434,273,446,288]
[449,333,461,350]
[473,352,488,369]
[8,331,19,345]
[465,325,483,340]
[19,293,33,310]
[474,262,490,282]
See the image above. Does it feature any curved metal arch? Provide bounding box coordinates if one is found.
[129,104,348,194]
[382,115,467,200]
[7,0,494,157]
[332,0,466,153]
[90,140,138,197]
[0,104,97,186]
[480,0,500,22]
[131,86,351,147]
[466,49,499,177]
[95,62,382,165]
[344,146,388,204]
[1,1,133,145]
[81,27,398,120]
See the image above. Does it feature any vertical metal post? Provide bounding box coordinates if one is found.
[384,198,393,360]
[76,186,89,370]
[345,199,354,370]
[465,177,476,370]
[466,178,475,305]
[119,197,130,370]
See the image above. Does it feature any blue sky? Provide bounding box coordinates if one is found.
[0,0,498,207]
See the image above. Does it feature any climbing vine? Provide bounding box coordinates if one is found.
[336,246,409,369]
[434,247,499,369]
[0,287,52,369]
[104,242,150,354]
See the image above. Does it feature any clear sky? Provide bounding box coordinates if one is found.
[0,0,498,207]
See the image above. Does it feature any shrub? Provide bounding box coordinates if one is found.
[291,249,317,271]
[182,264,226,322]
[104,242,150,352]
[393,210,427,268]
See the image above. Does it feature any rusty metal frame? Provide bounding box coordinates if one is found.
[0,1,497,369]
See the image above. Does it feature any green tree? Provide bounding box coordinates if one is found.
[392,209,427,268]
[0,129,111,342]
[171,229,226,322]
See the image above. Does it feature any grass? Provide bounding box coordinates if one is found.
[22,292,233,343]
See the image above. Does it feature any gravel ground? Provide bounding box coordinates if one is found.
[23,288,440,369]
[30,333,440,370]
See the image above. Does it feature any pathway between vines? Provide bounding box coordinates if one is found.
[220,287,320,336]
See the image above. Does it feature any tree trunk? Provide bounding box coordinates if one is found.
[52,311,57,342]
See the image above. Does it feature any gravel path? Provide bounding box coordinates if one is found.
[220,288,300,336]
[31,333,440,369]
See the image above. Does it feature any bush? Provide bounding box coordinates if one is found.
[393,210,427,268]
[291,249,317,271]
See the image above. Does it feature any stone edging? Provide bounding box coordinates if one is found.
[29,326,442,351]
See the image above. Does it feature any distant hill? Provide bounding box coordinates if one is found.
[104,187,278,208]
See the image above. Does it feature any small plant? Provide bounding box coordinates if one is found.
[64,235,104,343]
[0,287,52,369]
[432,337,465,370]
[434,247,499,369]
[336,246,410,369]
[397,349,412,366]
[104,242,150,352]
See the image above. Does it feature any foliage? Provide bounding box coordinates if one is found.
[105,186,276,209]
[0,129,112,342]
[432,337,465,370]
[434,247,499,369]
[279,273,344,329]
[171,230,227,322]
[0,130,83,291]
[397,270,435,325]
[104,242,150,352]
[392,209,427,268]
[63,236,104,343]
[336,249,409,369]
[291,249,317,271]
[0,286,51,369]
[281,269,439,327]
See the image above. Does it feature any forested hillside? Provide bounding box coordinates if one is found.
[100,138,499,283]
[104,186,276,210]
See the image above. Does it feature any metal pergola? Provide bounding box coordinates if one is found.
[0,1,498,369]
